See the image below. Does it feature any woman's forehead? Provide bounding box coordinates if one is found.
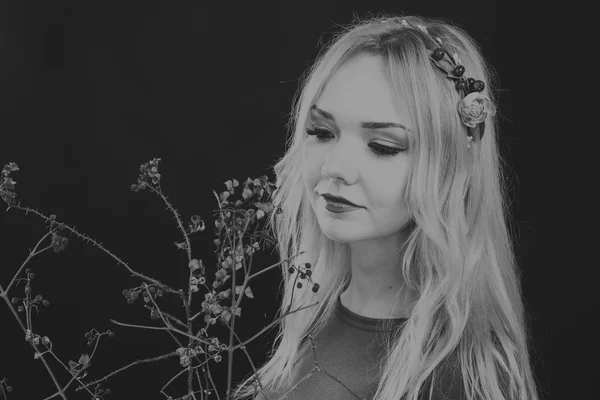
[314,55,412,131]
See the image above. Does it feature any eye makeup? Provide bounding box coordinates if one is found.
[305,126,405,158]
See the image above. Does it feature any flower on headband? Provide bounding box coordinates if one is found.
[457,92,496,128]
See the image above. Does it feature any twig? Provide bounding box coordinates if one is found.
[231,301,319,351]
[1,162,309,400]
[76,352,178,391]
[8,203,180,296]
[0,281,68,400]
[108,319,211,346]
[3,229,55,295]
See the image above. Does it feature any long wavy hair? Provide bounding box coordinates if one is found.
[231,14,540,400]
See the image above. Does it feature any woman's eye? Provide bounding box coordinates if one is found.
[305,127,404,157]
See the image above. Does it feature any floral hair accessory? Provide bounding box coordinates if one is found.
[400,20,497,148]
[458,92,496,129]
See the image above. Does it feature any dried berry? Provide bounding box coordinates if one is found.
[467,77,475,92]
[456,79,467,92]
[432,48,445,61]
[452,65,465,77]
[473,80,485,92]
[312,283,320,293]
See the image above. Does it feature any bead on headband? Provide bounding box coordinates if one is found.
[400,20,496,148]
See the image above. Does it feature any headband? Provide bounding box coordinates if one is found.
[400,20,496,148]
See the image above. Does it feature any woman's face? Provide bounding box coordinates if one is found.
[301,53,415,244]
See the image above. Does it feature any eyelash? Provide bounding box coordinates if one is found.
[305,127,404,157]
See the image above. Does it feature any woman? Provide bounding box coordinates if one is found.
[232,14,540,400]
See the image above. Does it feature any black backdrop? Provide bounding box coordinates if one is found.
[0,1,589,399]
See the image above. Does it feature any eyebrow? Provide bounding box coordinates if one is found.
[310,104,410,132]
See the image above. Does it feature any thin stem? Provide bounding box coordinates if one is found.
[43,329,118,398]
[43,350,95,399]
[0,282,68,400]
[224,213,260,400]
[4,228,54,294]
[146,184,192,263]
[109,319,211,346]
[231,301,319,351]
[225,328,266,399]
[161,366,189,397]
[204,364,221,400]
[143,304,188,329]
[246,256,294,282]
[226,222,245,399]
[8,203,179,295]
[76,352,178,391]
[193,368,205,400]
[141,285,187,347]
[145,184,197,399]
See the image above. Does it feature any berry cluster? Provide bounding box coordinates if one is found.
[11,269,51,312]
[175,337,227,368]
[288,262,320,293]
[430,46,485,96]
[50,231,68,253]
[0,162,18,207]
[130,157,163,192]
[122,285,164,305]
[26,328,53,362]
[84,329,115,348]
[431,47,485,96]
[122,285,166,322]
[401,21,486,98]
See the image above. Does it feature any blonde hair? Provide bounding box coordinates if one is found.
[231,13,540,400]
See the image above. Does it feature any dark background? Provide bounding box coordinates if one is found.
[0,1,589,399]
